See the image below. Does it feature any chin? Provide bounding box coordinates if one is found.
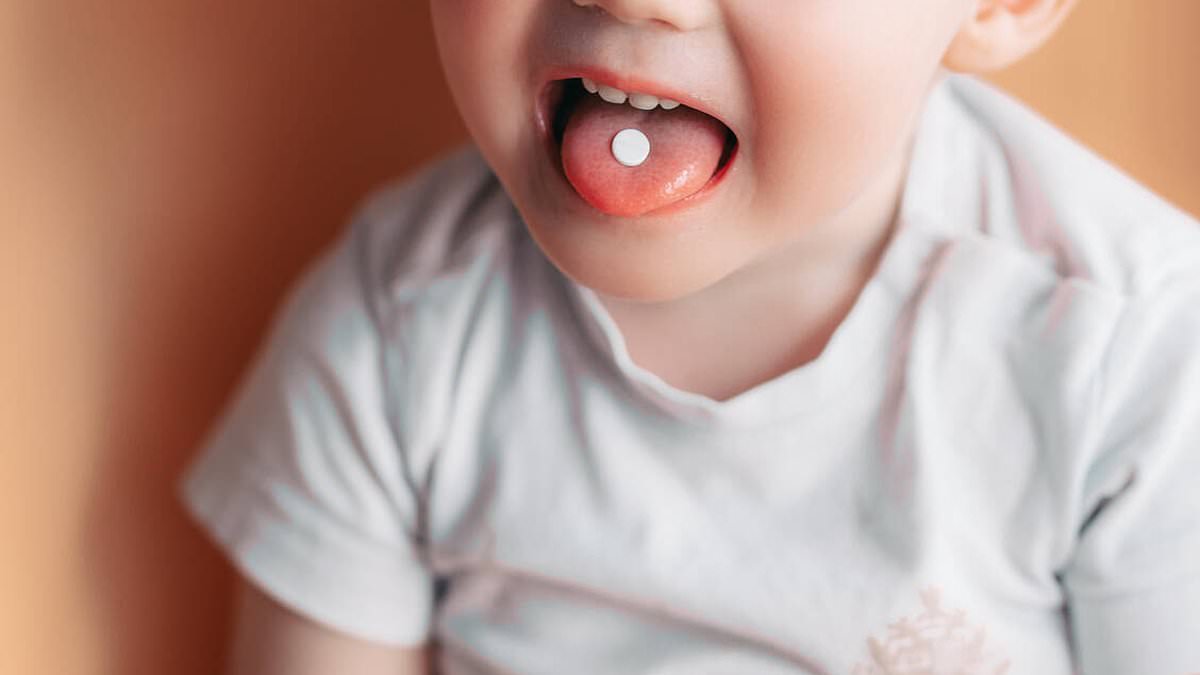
[523,220,728,304]
[573,268,709,304]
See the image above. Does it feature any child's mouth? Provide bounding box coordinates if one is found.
[540,78,738,218]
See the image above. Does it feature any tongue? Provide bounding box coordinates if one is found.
[561,95,728,217]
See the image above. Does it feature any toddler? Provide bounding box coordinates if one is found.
[179,0,1200,673]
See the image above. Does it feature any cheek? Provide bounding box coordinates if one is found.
[734,5,959,215]
[431,1,530,166]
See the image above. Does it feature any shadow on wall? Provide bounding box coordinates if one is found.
[53,2,463,673]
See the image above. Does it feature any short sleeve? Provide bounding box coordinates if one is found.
[177,218,432,647]
[1061,284,1200,675]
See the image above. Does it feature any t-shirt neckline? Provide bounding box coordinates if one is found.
[557,77,960,431]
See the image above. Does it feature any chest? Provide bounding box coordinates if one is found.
[420,379,1074,673]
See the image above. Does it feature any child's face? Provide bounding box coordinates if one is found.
[431,0,974,302]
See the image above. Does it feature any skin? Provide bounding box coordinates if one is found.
[429,0,969,400]
[428,0,1078,402]
[223,1,1079,672]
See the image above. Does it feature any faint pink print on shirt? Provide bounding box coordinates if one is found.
[851,587,1012,675]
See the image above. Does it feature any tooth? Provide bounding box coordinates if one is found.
[659,98,680,110]
[581,78,598,94]
[628,93,660,110]
[597,85,628,105]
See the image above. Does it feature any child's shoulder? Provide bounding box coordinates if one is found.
[345,143,530,310]
[902,76,1200,454]
[922,74,1200,300]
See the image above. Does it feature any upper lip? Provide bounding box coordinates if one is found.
[538,64,738,138]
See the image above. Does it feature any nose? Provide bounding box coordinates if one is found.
[570,0,716,31]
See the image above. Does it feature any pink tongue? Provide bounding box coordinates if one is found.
[561,95,727,217]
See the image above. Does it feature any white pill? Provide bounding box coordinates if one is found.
[611,128,650,167]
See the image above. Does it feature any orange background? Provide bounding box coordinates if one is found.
[2,2,1197,674]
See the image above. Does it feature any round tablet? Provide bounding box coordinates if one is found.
[611,128,651,167]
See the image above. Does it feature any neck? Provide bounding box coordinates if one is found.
[593,133,914,401]
[602,131,911,318]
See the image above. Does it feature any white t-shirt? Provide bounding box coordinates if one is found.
[178,74,1200,674]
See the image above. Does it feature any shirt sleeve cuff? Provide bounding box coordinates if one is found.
[178,457,433,647]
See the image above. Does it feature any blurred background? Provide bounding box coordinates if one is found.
[1,1,1197,673]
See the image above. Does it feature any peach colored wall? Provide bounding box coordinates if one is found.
[989,0,1200,216]
[1,2,1196,674]
[2,3,462,674]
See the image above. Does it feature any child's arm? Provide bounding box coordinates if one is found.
[226,579,432,675]
[180,218,441,669]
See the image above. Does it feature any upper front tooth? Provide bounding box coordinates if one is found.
[628,93,660,110]
[584,79,684,111]
[597,85,628,104]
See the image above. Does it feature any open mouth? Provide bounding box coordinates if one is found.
[537,78,739,216]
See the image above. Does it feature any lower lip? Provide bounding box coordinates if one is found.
[535,80,739,220]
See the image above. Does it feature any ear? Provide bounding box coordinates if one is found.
[943,0,1081,73]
